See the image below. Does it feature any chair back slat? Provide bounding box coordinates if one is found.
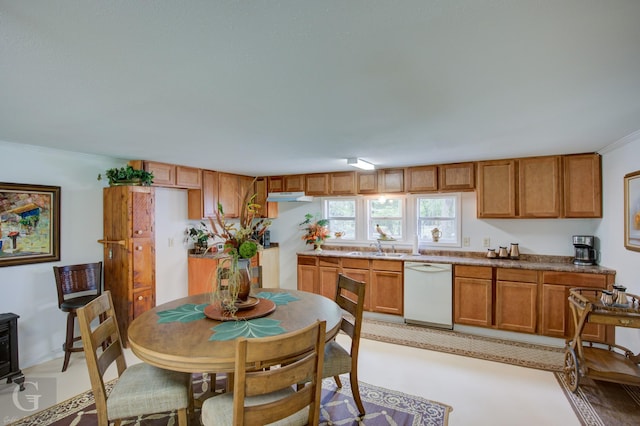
[53,262,102,306]
[232,320,326,425]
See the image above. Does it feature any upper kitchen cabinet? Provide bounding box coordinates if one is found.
[218,172,255,218]
[305,173,330,196]
[267,176,284,192]
[357,171,378,194]
[188,170,218,220]
[378,169,404,193]
[563,153,602,218]
[476,159,517,218]
[518,156,562,218]
[439,162,475,191]
[330,171,357,195]
[406,166,438,192]
[255,177,278,218]
[143,161,201,189]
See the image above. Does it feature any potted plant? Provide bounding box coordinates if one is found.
[98,165,154,186]
[187,222,211,254]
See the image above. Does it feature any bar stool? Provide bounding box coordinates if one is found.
[53,261,102,372]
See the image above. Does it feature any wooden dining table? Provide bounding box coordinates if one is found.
[127,289,343,374]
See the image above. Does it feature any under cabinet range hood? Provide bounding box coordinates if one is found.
[266,192,314,202]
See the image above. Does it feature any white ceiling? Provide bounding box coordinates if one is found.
[1,0,640,176]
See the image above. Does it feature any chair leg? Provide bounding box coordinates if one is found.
[349,371,365,417]
[333,375,342,388]
[61,312,75,372]
[177,407,188,426]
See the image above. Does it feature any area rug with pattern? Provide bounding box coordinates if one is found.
[10,373,453,426]
[554,372,640,426]
[361,318,565,372]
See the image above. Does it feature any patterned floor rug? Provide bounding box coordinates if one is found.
[361,318,565,371]
[554,372,640,426]
[10,373,453,426]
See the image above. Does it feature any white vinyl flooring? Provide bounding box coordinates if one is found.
[1,334,579,426]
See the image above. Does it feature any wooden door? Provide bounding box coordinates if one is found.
[305,173,330,195]
[439,162,475,191]
[357,171,378,194]
[563,153,602,218]
[406,166,438,192]
[175,166,201,188]
[319,266,340,300]
[519,156,561,218]
[330,172,357,195]
[144,161,175,186]
[370,270,403,315]
[476,160,516,218]
[495,281,537,333]
[378,169,404,193]
[218,173,239,217]
[454,277,492,327]
[284,175,305,192]
[342,267,371,311]
[188,257,218,295]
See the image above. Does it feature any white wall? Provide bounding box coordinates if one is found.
[0,140,124,368]
[598,131,640,350]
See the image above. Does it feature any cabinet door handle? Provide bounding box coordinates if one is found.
[136,246,143,251]
[137,295,144,301]
[135,230,143,235]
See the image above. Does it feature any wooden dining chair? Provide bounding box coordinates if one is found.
[200,320,326,426]
[76,291,193,426]
[323,273,367,416]
[250,265,262,289]
[53,261,103,372]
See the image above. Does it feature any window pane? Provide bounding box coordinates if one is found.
[417,195,460,245]
[326,199,356,240]
[328,200,355,217]
[368,199,403,240]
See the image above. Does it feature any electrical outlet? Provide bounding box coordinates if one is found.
[168,237,174,247]
[483,237,490,248]
[463,236,470,247]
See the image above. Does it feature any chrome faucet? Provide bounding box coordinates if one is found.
[370,240,383,254]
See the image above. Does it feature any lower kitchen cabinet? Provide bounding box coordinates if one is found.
[297,255,318,293]
[319,257,340,300]
[495,268,538,334]
[541,271,614,343]
[341,257,372,311]
[370,260,403,315]
[188,257,218,295]
[454,265,493,327]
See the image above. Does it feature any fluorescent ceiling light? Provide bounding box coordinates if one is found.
[347,158,375,170]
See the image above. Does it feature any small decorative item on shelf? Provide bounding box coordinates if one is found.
[98,165,154,186]
[208,180,271,316]
[300,213,330,252]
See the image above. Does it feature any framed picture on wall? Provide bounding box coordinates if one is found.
[0,183,61,267]
[624,170,640,252]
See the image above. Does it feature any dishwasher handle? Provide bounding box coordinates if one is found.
[404,263,452,273]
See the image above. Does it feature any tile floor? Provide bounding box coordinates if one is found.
[1,335,579,426]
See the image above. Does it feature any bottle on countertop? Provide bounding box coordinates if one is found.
[498,246,508,258]
[487,248,497,258]
[509,243,520,259]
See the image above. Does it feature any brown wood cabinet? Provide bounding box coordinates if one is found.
[318,257,340,300]
[378,169,404,193]
[476,159,517,218]
[297,255,318,293]
[255,177,278,218]
[370,260,403,315]
[330,171,357,195]
[454,265,493,327]
[518,156,561,218]
[439,162,475,191]
[305,173,330,196]
[143,161,201,189]
[541,271,614,343]
[267,176,284,192]
[296,255,401,315]
[218,173,254,218]
[357,171,378,194]
[495,268,538,333]
[188,169,218,220]
[563,153,602,218]
[284,175,305,192]
[406,166,438,192]
[188,256,218,295]
[102,185,155,344]
[341,257,372,311]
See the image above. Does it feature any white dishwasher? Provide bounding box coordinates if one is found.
[403,262,453,329]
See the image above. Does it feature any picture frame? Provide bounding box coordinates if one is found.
[0,183,61,267]
[624,170,640,252]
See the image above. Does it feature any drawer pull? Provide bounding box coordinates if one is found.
[136,230,143,235]
[137,295,144,301]
[136,246,143,251]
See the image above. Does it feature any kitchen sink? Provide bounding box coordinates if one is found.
[347,251,365,256]
[374,252,405,258]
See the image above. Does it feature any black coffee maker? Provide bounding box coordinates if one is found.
[572,235,597,265]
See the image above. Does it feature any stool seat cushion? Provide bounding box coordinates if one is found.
[60,295,100,311]
[106,363,191,420]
